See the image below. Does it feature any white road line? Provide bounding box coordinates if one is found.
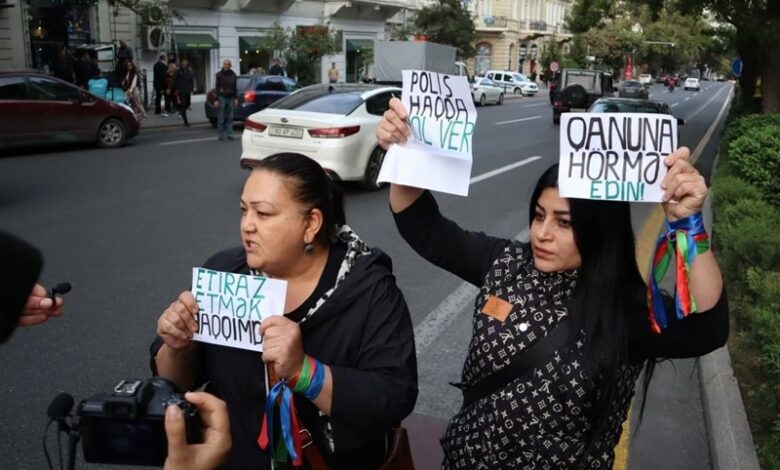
[470,156,542,184]
[495,116,542,125]
[523,102,548,108]
[685,97,691,101]
[414,228,529,359]
[671,103,679,107]
[159,136,219,146]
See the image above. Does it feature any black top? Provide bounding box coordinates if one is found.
[151,231,417,469]
[171,68,195,94]
[393,191,728,469]
[215,69,238,98]
[269,64,284,76]
[153,60,168,89]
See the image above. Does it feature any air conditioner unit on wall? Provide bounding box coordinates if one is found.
[144,25,168,51]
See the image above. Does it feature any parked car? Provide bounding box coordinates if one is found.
[638,73,653,86]
[204,74,298,129]
[0,72,139,149]
[484,70,538,96]
[618,80,649,99]
[552,68,615,124]
[241,84,400,190]
[471,77,504,106]
[588,97,685,140]
[684,77,701,91]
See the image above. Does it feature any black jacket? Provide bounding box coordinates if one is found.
[153,60,167,89]
[151,242,417,469]
[171,67,195,94]
[215,69,237,98]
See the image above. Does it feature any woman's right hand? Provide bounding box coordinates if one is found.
[376,97,411,150]
[157,291,200,350]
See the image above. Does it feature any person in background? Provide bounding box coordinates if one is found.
[87,67,108,99]
[214,59,238,141]
[170,57,195,126]
[52,45,74,83]
[377,98,728,469]
[115,39,133,81]
[165,62,177,114]
[328,62,338,83]
[153,54,168,115]
[268,57,284,76]
[74,50,93,89]
[123,60,147,118]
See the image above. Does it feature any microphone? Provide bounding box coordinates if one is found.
[0,230,43,343]
[47,393,75,431]
[49,282,72,302]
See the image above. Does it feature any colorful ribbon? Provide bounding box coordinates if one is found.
[647,212,710,334]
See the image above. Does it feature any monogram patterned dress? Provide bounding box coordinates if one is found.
[394,191,729,470]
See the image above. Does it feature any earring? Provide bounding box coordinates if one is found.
[304,243,314,254]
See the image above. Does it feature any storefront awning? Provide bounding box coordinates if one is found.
[239,36,274,52]
[346,39,373,52]
[176,33,220,50]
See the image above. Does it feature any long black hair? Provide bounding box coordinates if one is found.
[252,153,346,242]
[529,164,648,450]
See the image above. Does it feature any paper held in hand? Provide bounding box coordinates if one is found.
[558,112,677,202]
[377,70,478,196]
[190,267,286,352]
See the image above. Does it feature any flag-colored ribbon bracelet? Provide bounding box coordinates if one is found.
[647,211,710,334]
[257,355,326,466]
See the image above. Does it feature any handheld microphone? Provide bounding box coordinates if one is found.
[47,392,75,431]
[49,283,72,305]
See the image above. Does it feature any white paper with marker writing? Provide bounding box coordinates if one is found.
[558,112,677,202]
[378,70,477,196]
[191,267,286,352]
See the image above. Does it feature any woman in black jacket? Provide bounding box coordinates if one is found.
[152,153,418,469]
[376,98,728,469]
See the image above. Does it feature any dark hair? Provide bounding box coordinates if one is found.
[529,164,648,451]
[252,153,346,242]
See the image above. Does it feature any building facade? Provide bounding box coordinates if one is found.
[1,0,412,93]
[466,0,573,79]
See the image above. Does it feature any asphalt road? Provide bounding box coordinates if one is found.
[0,81,733,470]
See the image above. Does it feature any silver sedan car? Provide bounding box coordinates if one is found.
[471,77,504,106]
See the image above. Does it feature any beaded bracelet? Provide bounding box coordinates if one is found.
[647,211,711,334]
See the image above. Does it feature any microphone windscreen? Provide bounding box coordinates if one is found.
[0,230,43,344]
[47,392,75,420]
[53,282,72,295]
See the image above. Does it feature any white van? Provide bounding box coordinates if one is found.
[485,70,538,96]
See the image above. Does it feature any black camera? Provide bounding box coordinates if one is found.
[77,378,202,466]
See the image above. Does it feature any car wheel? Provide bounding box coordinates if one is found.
[361,146,387,191]
[209,118,218,129]
[513,87,523,95]
[479,94,486,106]
[97,118,126,148]
[497,93,504,105]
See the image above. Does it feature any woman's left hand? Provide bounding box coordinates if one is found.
[661,147,708,221]
[259,316,304,379]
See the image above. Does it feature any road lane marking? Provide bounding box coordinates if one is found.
[496,116,542,125]
[671,103,679,107]
[523,103,548,108]
[470,156,543,184]
[159,136,220,146]
[684,84,730,121]
[685,97,691,101]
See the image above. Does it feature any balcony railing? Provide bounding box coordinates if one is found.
[477,15,508,29]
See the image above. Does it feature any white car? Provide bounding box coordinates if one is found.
[240,84,400,190]
[485,70,539,96]
[638,73,653,86]
[471,77,504,106]
[684,77,700,91]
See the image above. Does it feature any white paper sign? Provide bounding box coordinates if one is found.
[191,268,286,352]
[558,113,677,202]
[378,70,478,196]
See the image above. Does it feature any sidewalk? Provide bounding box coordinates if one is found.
[141,93,210,129]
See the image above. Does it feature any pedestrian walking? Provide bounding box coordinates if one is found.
[376,98,729,469]
[122,60,147,118]
[153,54,168,115]
[170,58,195,126]
[51,45,74,83]
[165,62,177,114]
[214,59,238,140]
[328,62,339,83]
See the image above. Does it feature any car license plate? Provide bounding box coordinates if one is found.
[269,127,303,139]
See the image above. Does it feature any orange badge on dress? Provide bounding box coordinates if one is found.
[481,295,513,322]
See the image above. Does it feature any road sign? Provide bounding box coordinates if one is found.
[550,61,559,72]
[731,58,743,77]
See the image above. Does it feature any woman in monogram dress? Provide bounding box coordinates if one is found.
[376,98,728,469]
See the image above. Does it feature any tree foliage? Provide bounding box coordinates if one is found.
[414,0,476,59]
[284,25,340,86]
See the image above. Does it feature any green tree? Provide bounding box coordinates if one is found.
[414,0,476,59]
[284,25,340,86]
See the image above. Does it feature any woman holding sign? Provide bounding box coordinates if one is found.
[151,153,417,469]
[376,98,728,469]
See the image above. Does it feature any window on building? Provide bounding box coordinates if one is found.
[480,0,493,17]
[0,77,28,100]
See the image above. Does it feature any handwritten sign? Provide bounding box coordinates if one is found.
[191,268,286,352]
[378,70,477,196]
[558,113,677,202]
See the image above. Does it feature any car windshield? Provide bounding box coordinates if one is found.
[268,86,365,114]
[565,72,597,90]
[590,100,666,114]
[237,77,253,91]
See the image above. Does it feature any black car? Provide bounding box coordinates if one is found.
[618,80,648,99]
[204,75,298,128]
